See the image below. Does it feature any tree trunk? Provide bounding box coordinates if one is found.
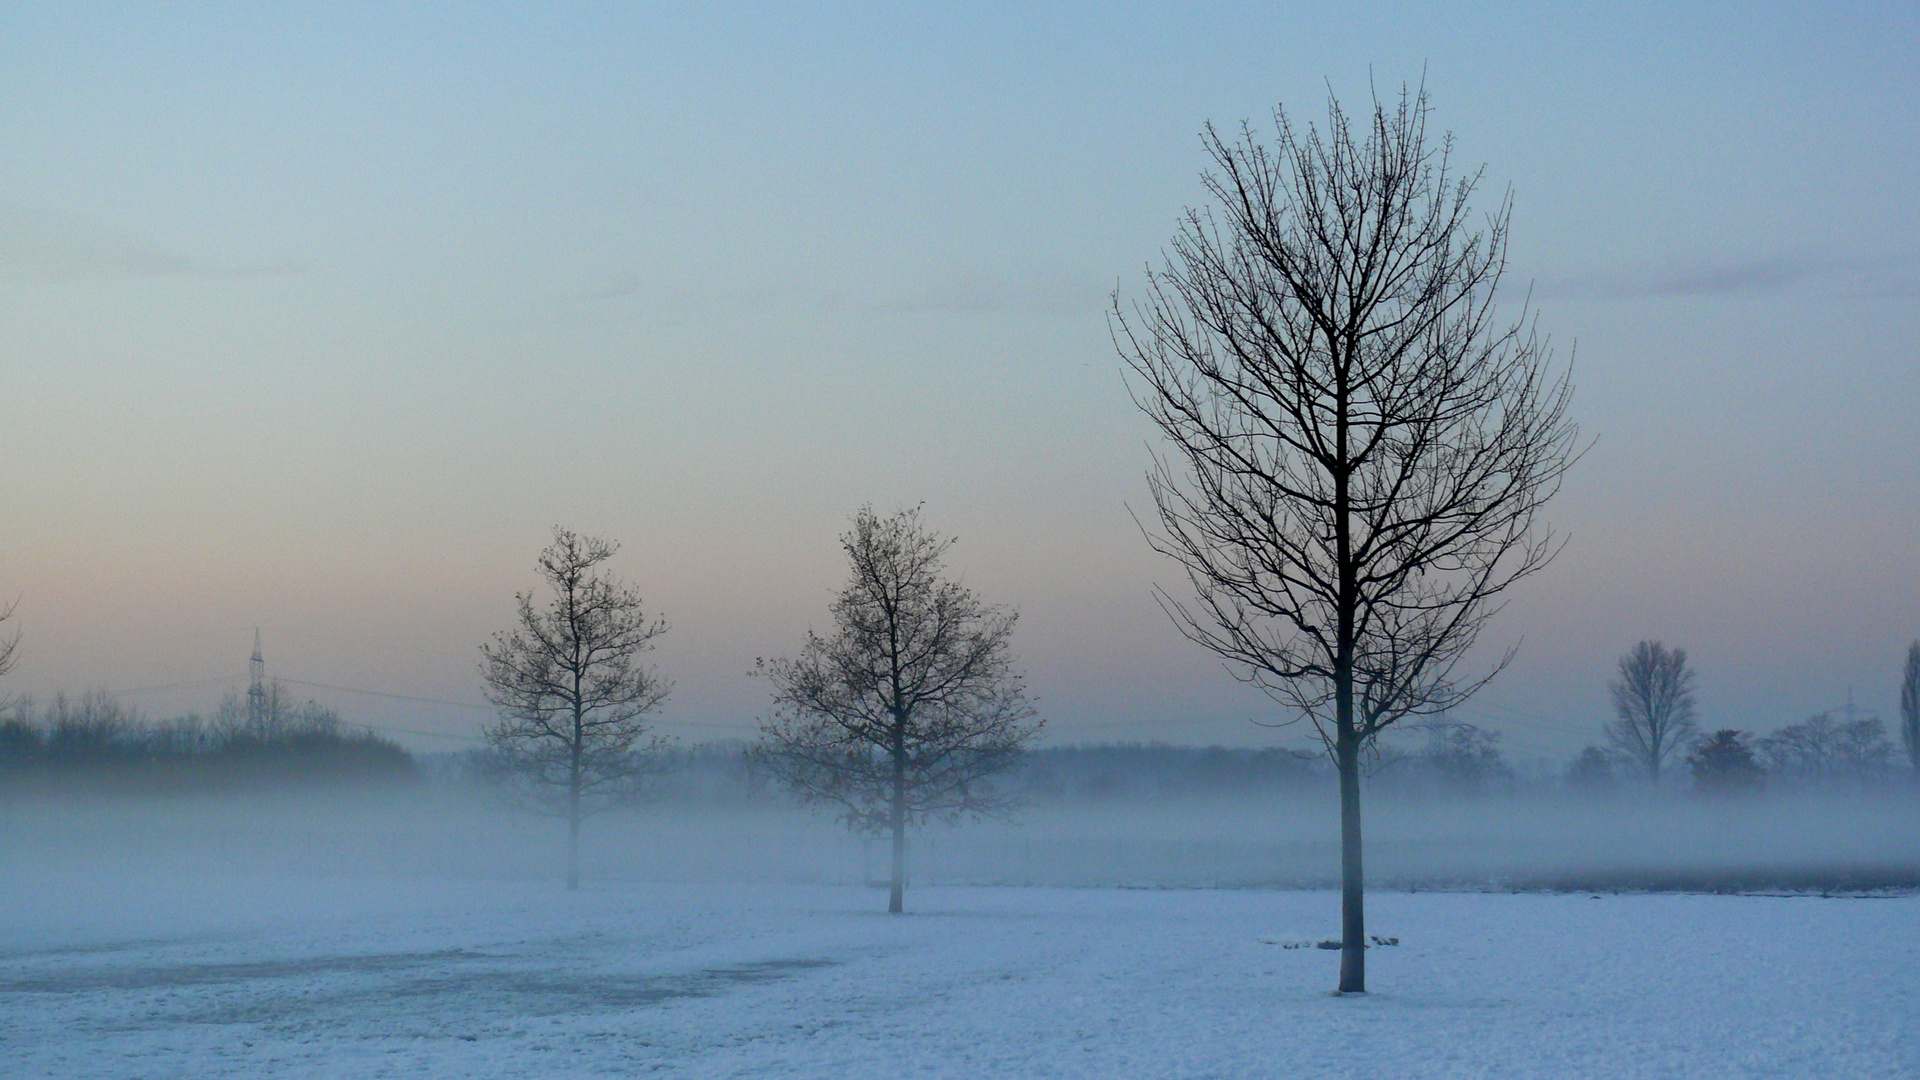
[566,736,582,891]
[889,734,906,914]
[1333,327,1364,994]
[568,688,584,891]
[1337,731,1365,993]
[566,803,580,891]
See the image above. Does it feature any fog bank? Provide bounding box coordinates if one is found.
[6,784,1917,905]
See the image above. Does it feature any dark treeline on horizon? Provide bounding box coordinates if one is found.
[0,684,417,794]
[420,726,1920,809]
[3,700,1914,804]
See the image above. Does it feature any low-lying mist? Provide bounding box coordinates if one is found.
[5,749,1917,910]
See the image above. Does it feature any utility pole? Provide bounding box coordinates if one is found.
[247,628,267,732]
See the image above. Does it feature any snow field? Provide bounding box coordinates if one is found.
[3,876,1915,1079]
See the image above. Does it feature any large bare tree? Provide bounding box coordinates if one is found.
[1901,640,1920,781]
[1604,640,1698,785]
[758,507,1041,914]
[481,528,670,890]
[1114,86,1575,993]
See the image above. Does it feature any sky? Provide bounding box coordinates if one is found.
[1,2,1915,763]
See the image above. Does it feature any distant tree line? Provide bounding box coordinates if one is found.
[1375,722,1516,797]
[1563,637,1920,796]
[442,741,1327,805]
[440,737,1524,805]
[0,683,417,794]
[1015,744,1325,801]
[1571,712,1905,795]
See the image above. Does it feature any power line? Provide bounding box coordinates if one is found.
[274,677,494,712]
[339,718,486,743]
[273,678,755,732]
[95,672,489,746]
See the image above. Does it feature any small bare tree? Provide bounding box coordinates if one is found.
[1115,85,1575,992]
[1901,641,1920,780]
[1605,640,1698,785]
[758,507,1041,914]
[481,528,670,890]
[0,596,20,709]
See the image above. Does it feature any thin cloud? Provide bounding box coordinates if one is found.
[580,273,830,312]
[583,272,643,301]
[869,275,1013,315]
[1543,253,1917,301]
[867,273,1107,317]
[0,204,304,282]
[583,270,1104,318]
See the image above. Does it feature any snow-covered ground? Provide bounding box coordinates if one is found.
[4,873,1915,1078]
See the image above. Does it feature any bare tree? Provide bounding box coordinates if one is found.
[0,597,20,709]
[212,680,342,742]
[1419,719,1510,795]
[1759,711,1893,787]
[1604,641,1698,785]
[758,507,1041,914]
[1114,85,1575,992]
[44,689,137,761]
[1901,641,1920,780]
[480,528,671,890]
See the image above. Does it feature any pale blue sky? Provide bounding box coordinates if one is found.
[2,3,1915,760]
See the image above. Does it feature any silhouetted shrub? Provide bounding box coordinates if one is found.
[0,715,42,775]
[1689,729,1763,796]
[1565,745,1617,793]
